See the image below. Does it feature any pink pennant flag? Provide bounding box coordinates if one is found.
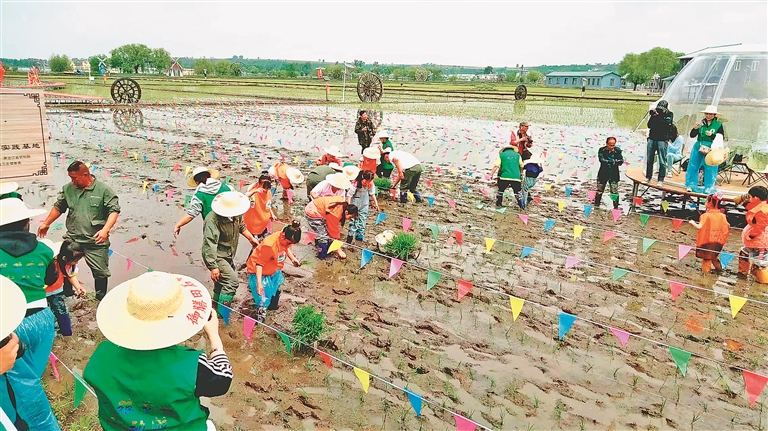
[672,218,684,231]
[126,258,133,273]
[239,179,246,190]
[302,232,317,245]
[389,189,397,200]
[152,157,157,167]
[173,163,180,172]
[611,209,622,222]
[678,245,693,260]
[455,414,477,431]
[609,327,631,347]
[403,218,412,232]
[49,353,60,381]
[389,259,404,278]
[243,316,256,340]
[603,231,616,242]
[104,169,111,178]
[518,214,529,225]
[448,200,456,210]
[287,189,294,204]
[166,189,174,202]
[319,351,333,369]
[436,167,441,175]
[457,280,472,301]
[587,190,596,202]
[565,256,580,269]
[670,281,686,301]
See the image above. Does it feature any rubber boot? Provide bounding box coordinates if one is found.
[702,259,712,274]
[713,258,722,273]
[517,197,526,209]
[345,234,353,244]
[399,192,408,203]
[318,242,330,259]
[613,196,620,209]
[594,193,603,208]
[57,314,73,336]
[255,307,266,324]
[413,191,422,203]
[738,250,751,278]
[95,278,108,301]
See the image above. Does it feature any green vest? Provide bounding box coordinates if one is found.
[0,241,53,303]
[0,191,21,200]
[697,119,722,144]
[381,140,394,169]
[84,341,208,431]
[499,150,522,181]
[195,183,232,219]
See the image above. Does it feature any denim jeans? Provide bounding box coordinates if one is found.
[685,141,717,193]
[646,139,668,181]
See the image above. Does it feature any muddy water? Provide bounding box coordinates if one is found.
[35,104,768,430]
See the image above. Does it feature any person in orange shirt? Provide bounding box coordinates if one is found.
[268,163,304,200]
[361,147,379,173]
[244,173,277,243]
[247,222,302,322]
[316,146,343,166]
[688,194,730,273]
[734,186,768,280]
[304,196,358,259]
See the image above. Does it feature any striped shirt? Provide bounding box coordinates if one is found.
[195,353,233,397]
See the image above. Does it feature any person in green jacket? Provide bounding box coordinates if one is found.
[490,146,524,208]
[174,166,233,237]
[375,131,395,178]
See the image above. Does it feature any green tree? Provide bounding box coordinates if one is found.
[618,53,651,90]
[448,75,458,82]
[639,47,682,79]
[110,44,152,73]
[49,54,72,73]
[215,60,232,76]
[392,67,404,80]
[526,70,543,84]
[230,62,244,76]
[483,66,493,74]
[193,58,215,76]
[149,48,172,74]
[326,65,343,79]
[89,55,108,74]
[282,62,298,78]
[428,67,444,81]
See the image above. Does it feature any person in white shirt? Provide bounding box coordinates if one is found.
[383,149,422,203]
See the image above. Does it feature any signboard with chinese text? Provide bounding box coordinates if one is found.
[0,88,50,182]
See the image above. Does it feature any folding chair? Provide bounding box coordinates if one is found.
[717,152,739,185]
[668,144,687,176]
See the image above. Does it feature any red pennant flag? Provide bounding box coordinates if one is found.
[171,246,179,256]
[302,232,317,245]
[603,231,616,242]
[319,351,333,369]
[743,370,768,406]
[453,230,463,245]
[243,316,256,340]
[633,197,642,205]
[457,280,472,301]
[670,281,686,301]
[425,180,433,188]
[533,197,541,204]
[672,218,684,231]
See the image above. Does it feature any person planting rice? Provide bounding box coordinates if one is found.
[316,145,343,166]
[268,162,304,200]
[175,166,233,238]
[361,147,379,173]
[310,172,352,199]
[510,121,534,160]
[306,163,342,199]
[521,154,544,207]
[304,196,358,259]
[490,145,524,208]
[375,131,395,178]
[244,173,277,243]
[346,170,379,244]
[41,240,86,336]
[688,194,730,273]
[384,149,422,203]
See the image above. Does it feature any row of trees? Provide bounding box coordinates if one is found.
[618,47,682,90]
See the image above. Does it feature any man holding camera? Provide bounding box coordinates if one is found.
[646,100,674,186]
[511,121,534,160]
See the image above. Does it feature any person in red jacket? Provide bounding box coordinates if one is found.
[510,121,533,160]
[304,196,358,259]
[734,186,768,280]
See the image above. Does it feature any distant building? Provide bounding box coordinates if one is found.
[545,71,622,89]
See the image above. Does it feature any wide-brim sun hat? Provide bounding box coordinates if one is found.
[705,148,728,166]
[363,147,380,160]
[701,105,719,115]
[211,191,250,217]
[325,146,343,158]
[0,182,19,195]
[286,168,305,185]
[96,271,212,351]
[376,131,390,139]
[0,276,27,340]
[328,162,343,171]
[38,239,62,256]
[325,173,352,190]
[187,166,219,187]
[524,155,544,165]
[343,165,360,181]
[0,198,46,226]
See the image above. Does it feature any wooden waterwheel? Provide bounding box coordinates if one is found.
[110,78,142,103]
[357,72,383,103]
[514,85,527,100]
[112,108,144,133]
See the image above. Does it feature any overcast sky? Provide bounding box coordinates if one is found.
[1,1,766,66]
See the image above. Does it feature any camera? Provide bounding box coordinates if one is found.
[0,334,25,359]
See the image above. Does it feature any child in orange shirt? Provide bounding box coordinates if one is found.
[244,173,277,242]
[689,194,730,273]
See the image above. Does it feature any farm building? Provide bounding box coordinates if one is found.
[545,71,622,89]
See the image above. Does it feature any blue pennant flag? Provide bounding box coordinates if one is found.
[270,187,276,196]
[584,205,593,218]
[108,249,114,257]
[406,390,423,417]
[376,213,387,225]
[565,186,572,197]
[427,196,435,207]
[720,252,736,269]
[521,246,534,258]
[558,312,577,340]
[361,249,373,268]
[544,219,556,232]
[211,152,217,160]
[218,303,231,327]
[462,186,469,192]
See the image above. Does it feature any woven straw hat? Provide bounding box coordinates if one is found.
[286,168,305,185]
[187,166,219,187]
[0,182,18,195]
[325,146,343,157]
[375,131,390,139]
[0,276,27,340]
[701,105,719,115]
[705,148,728,166]
[328,162,343,171]
[96,272,212,350]
[363,147,380,160]
[0,198,46,226]
[342,165,360,181]
[325,173,352,190]
[211,191,250,217]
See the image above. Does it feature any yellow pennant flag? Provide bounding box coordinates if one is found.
[661,201,670,212]
[184,166,191,177]
[485,238,496,253]
[729,295,748,318]
[445,184,452,190]
[558,153,564,160]
[133,153,138,161]
[557,201,565,212]
[574,225,584,239]
[293,157,298,164]
[142,181,148,193]
[327,240,343,253]
[353,367,370,393]
[451,169,457,175]
[510,296,525,321]
[201,150,206,158]
[407,192,416,203]
[255,162,262,171]
[85,162,91,168]
[544,184,552,190]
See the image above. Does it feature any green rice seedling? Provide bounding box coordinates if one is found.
[384,232,420,261]
[292,305,328,345]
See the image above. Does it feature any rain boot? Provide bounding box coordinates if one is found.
[517,197,526,209]
[318,242,330,259]
[413,191,422,203]
[345,234,353,244]
[702,259,712,274]
[594,193,603,208]
[57,314,73,336]
[95,278,108,301]
[399,192,408,203]
[613,196,620,209]
[255,307,266,324]
[713,257,722,273]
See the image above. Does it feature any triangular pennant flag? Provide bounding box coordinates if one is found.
[669,347,691,377]
[587,190,596,202]
[634,196,643,206]
[509,296,524,321]
[557,201,565,212]
[327,240,343,253]
[484,238,495,253]
[430,225,439,241]
[641,238,656,253]
[74,373,88,408]
[661,200,670,212]
[49,353,60,381]
[720,252,736,269]
[743,370,768,406]
[319,351,333,369]
[427,196,435,207]
[520,246,534,258]
[639,214,650,226]
[406,390,423,417]
[611,209,622,222]
[574,225,584,239]
[126,258,133,273]
[672,218,683,231]
[603,231,616,242]
[376,213,387,225]
[565,256,580,269]
[455,414,477,431]
[302,232,317,245]
[669,281,686,301]
[218,303,231,326]
[610,327,631,347]
[612,268,629,281]
[544,219,556,232]
[426,270,441,291]
[565,186,572,197]
[584,205,593,218]
[729,295,748,318]
[457,280,472,301]
[277,331,292,354]
[518,214,529,225]
[243,316,256,340]
[678,245,693,260]
[354,367,370,393]
[558,312,577,339]
[453,230,463,245]
[402,218,412,232]
[360,249,373,268]
[389,259,404,278]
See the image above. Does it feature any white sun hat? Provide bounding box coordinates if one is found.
[342,165,360,181]
[211,191,250,217]
[96,271,212,350]
[363,147,380,160]
[0,182,19,195]
[376,131,390,139]
[325,145,343,158]
[701,105,719,115]
[286,168,305,185]
[187,166,220,187]
[0,198,46,227]
[328,162,343,172]
[325,173,352,190]
[0,276,27,340]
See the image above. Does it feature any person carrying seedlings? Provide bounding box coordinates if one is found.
[688,194,730,273]
[306,163,342,200]
[304,196,358,259]
[268,162,304,200]
[244,173,277,243]
[490,146,524,208]
[685,105,725,194]
[310,172,352,199]
[316,145,343,166]
[247,221,302,323]
[346,170,379,244]
[375,131,395,178]
[521,154,544,207]
[595,136,624,209]
[384,149,423,203]
[354,110,377,153]
[361,147,379,173]
[645,100,674,186]
[174,166,232,238]
[84,271,232,431]
[733,186,768,280]
[41,240,86,336]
